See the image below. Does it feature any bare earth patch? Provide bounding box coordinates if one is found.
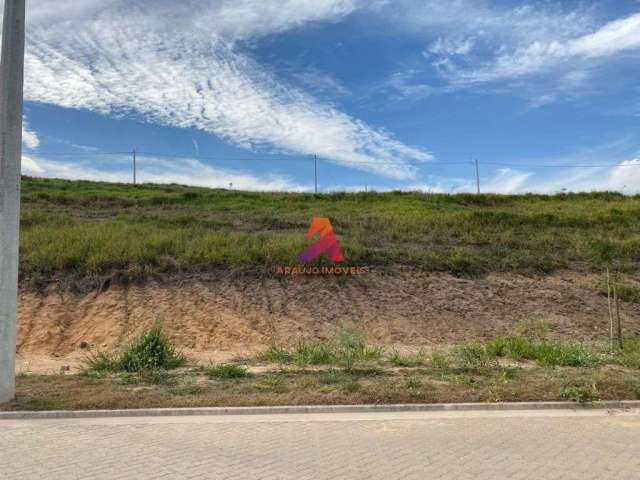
[16,269,640,373]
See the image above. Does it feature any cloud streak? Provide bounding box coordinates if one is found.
[17,0,430,180]
[449,13,640,84]
[21,153,306,192]
[374,1,640,104]
[22,118,40,149]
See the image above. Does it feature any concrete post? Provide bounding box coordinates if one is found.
[0,0,26,404]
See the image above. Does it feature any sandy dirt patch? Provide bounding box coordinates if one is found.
[16,269,640,373]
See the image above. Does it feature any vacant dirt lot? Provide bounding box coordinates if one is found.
[15,269,640,373]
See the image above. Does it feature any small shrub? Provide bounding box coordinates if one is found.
[84,351,117,373]
[204,363,248,379]
[486,337,508,357]
[452,343,496,369]
[83,323,186,373]
[486,336,537,360]
[259,345,293,364]
[116,324,186,372]
[292,341,334,365]
[560,383,600,403]
[503,336,537,360]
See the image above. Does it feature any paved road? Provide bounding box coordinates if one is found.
[1,409,639,479]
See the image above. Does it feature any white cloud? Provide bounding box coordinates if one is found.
[376,0,595,46]
[427,37,475,57]
[14,0,430,180]
[604,159,640,192]
[372,1,639,103]
[293,68,349,97]
[189,0,359,40]
[21,119,40,149]
[21,153,306,192]
[481,168,531,193]
[21,155,45,174]
[456,158,640,195]
[379,70,448,101]
[452,13,640,84]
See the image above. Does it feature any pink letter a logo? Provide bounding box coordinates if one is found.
[297,217,345,263]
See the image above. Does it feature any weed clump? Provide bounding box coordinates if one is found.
[560,382,600,403]
[84,323,186,373]
[259,328,384,369]
[388,350,427,367]
[485,335,600,368]
[204,364,248,379]
[452,343,497,369]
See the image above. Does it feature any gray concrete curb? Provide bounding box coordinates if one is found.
[2,401,640,420]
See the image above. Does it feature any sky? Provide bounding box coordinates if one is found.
[8,0,640,193]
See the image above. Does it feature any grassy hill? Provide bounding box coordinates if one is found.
[19,177,640,286]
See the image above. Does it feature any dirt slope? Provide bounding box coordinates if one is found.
[17,270,640,363]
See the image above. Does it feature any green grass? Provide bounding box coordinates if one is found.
[203,364,249,379]
[18,177,640,284]
[259,328,384,368]
[388,350,427,367]
[452,343,498,369]
[483,336,600,367]
[84,323,186,373]
[560,382,601,403]
[11,337,640,411]
[608,338,640,369]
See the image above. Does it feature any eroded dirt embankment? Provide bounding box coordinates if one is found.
[16,269,640,373]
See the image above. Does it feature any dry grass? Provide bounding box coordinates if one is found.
[5,364,639,411]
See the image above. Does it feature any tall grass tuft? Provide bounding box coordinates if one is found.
[258,328,384,369]
[84,323,186,373]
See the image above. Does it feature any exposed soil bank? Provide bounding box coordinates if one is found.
[16,269,640,373]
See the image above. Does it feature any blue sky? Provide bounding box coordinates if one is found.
[12,0,640,192]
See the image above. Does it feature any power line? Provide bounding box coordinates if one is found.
[25,149,640,169]
[481,161,640,168]
[28,151,133,157]
[134,151,460,167]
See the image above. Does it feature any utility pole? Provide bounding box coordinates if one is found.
[474,159,480,194]
[132,148,137,186]
[0,0,26,404]
[314,155,318,194]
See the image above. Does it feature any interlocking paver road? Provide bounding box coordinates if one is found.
[1,409,639,479]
